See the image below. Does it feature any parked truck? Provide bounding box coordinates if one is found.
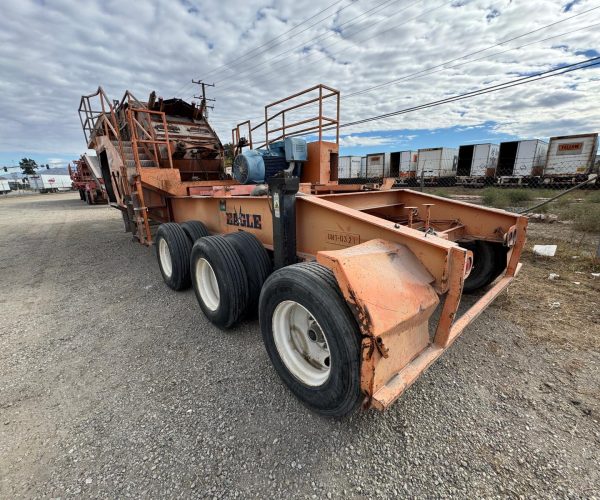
[69,154,108,204]
[79,84,526,417]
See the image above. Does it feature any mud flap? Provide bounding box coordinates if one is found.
[316,239,440,407]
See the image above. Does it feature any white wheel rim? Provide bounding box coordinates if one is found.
[195,258,220,311]
[272,300,331,387]
[158,238,172,278]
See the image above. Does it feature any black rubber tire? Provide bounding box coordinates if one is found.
[259,262,362,417]
[181,220,210,243]
[190,235,249,329]
[461,240,501,293]
[224,231,272,317]
[155,223,193,291]
[490,243,509,284]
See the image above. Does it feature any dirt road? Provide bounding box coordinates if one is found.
[1,192,598,498]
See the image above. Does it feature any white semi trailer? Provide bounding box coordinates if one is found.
[338,156,364,179]
[497,139,548,186]
[365,152,390,178]
[0,179,11,194]
[543,133,598,185]
[29,174,72,193]
[399,151,418,178]
[456,143,499,186]
[416,147,458,184]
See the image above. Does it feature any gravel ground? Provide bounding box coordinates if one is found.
[1,192,599,499]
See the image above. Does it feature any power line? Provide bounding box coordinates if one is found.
[214,0,440,93]
[343,19,600,110]
[172,0,354,96]
[215,10,599,131]
[213,0,408,86]
[334,57,600,131]
[216,42,599,141]
[344,4,600,99]
[184,7,600,140]
[215,58,600,143]
[215,2,597,98]
[275,56,599,139]
[202,0,351,80]
[213,0,428,90]
[174,2,599,98]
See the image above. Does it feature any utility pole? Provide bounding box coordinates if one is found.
[192,79,215,118]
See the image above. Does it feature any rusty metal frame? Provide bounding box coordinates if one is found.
[231,84,340,152]
[127,108,174,169]
[78,87,120,145]
[232,120,258,155]
[79,84,530,413]
[369,262,523,410]
[124,107,174,245]
[164,188,526,410]
[117,90,146,111]
[78,87,129,203]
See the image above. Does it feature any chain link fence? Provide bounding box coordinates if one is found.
[337,156,600,249]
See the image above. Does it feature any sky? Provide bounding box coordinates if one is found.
[0,0,599,173]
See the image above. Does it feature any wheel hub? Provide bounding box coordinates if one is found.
[195,258,220,311]
[158,238,172,278]
[272,300,331,387]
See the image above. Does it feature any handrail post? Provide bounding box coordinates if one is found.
[318,85,323,143]
[336,89,340,145]
[161,111,173,169]
[282,112,286,141]
[264,104,269,149]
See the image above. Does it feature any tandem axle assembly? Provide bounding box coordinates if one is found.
[78,84,527,416]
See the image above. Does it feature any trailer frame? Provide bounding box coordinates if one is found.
[79,84,527,414]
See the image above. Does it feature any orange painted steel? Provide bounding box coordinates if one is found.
[166,186,526,410]
[80,84,528,412]
[232,84,340,151]
[81,87,224,246]
[370,264,522,410]
[70,157,108,205]
[316,240,440,402]
[168,191,462,289]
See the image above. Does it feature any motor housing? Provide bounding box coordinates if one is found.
[233,138,307,184]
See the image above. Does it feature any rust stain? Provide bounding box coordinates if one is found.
[347,286,373,336]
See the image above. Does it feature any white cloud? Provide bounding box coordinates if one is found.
[0,0,599,158]
[338,134,400,148]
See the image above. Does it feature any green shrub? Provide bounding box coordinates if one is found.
[555,195,571,208]
[505,189,533,204]
[562,203,600,232]
[586,191,600,203]
[482,188,507,207]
